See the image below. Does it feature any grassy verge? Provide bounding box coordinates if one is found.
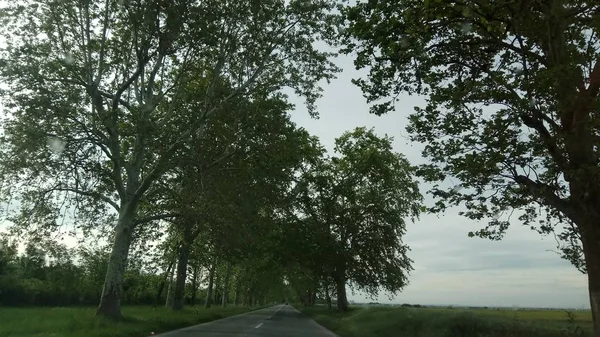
[0,305,261,337]
[300,305,593,337]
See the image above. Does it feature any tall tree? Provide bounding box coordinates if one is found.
[163,91,318,310]
[294,127,423,311]
[0,236,18,276]
[341,0,600,333]
[0,0,339,318]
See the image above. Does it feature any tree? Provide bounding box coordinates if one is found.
[293,127,423,311]
[341,0,600,332]
[0,0,340,318]
[162,91,318,310]
[0,236,18,276]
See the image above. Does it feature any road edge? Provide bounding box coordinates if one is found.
[153,305,277,337]
[289,305,341,337]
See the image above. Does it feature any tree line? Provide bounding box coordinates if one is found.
[0,234,292,307]
[1,0,600,335]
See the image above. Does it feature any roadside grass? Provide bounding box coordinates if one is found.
[300,305,593,337]
[0,305,260,337]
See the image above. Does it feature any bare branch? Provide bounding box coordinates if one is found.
[46,186,119,211]
[111,50,157,112]
[97,89,133,111]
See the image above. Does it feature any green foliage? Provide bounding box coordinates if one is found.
[341,0,600,271]
[162,93,318,259]
[291,127,423,299]
[0,236,162,306]
[0,0,341,239]
[0,0,342,317]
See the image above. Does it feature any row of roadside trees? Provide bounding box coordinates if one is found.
[3,1,600,336]
[0,0,424,317]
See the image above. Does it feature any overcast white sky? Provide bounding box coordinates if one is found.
[287,54,590,309]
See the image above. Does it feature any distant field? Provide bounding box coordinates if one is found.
[300,305,593,337]
[0,305,258,337]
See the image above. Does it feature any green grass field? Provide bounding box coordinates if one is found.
[300,305,593,337]
[0,305,259,337]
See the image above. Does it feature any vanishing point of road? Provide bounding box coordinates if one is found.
[156,304,338,337]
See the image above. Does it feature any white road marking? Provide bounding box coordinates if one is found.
[255,323,264,329]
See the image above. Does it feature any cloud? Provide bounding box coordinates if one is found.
[288,55,589,309]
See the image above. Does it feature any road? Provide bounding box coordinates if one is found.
[156,304,339,337]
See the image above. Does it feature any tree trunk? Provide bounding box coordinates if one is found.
[191,264,201,306]
[582,225,600,336]
[242,287,249,306]
[95,215,135,319]
[335,275,349,312]
[214,268,221,305]
[171,240,191,311]
[222,263,232,307]
[204,257,216,308]
[165,262,175,307]
[156,258,175,306]
[325,279,332,309]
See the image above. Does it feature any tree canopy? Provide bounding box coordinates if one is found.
[289,127,423,311]
[341,0,600,332]
[0,0,340,318]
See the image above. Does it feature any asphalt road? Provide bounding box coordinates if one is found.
[156,305,339,337]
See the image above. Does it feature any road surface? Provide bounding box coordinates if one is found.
[156,304,339,337]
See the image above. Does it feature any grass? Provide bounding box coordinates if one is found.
[300,305,593,337]
[0,305,261,337]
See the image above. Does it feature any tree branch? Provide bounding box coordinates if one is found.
[564,57,600,133]
[97,89,133,111]
[131,55,273,203]
[518,112,569,172]
[133,212,180,226]
[50,186,119,211]
[111,50,156,113]
[95,0,112,85]
[513,174,575,221]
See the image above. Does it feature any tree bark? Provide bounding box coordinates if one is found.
[242,287,249,306]
[171,240,191,311]
[214,268,221,305]
[325,279,332,310]
[95,214,135,319]
[165,261,175,307]
[232,273,240,306]
[204,257,216,308]
[222,262,232,307]
[156,258,175,306]
[582,224,600,336]
[335,275,349,312]
[191,263,201,306]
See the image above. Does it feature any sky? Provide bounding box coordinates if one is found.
[286,53,590,309]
